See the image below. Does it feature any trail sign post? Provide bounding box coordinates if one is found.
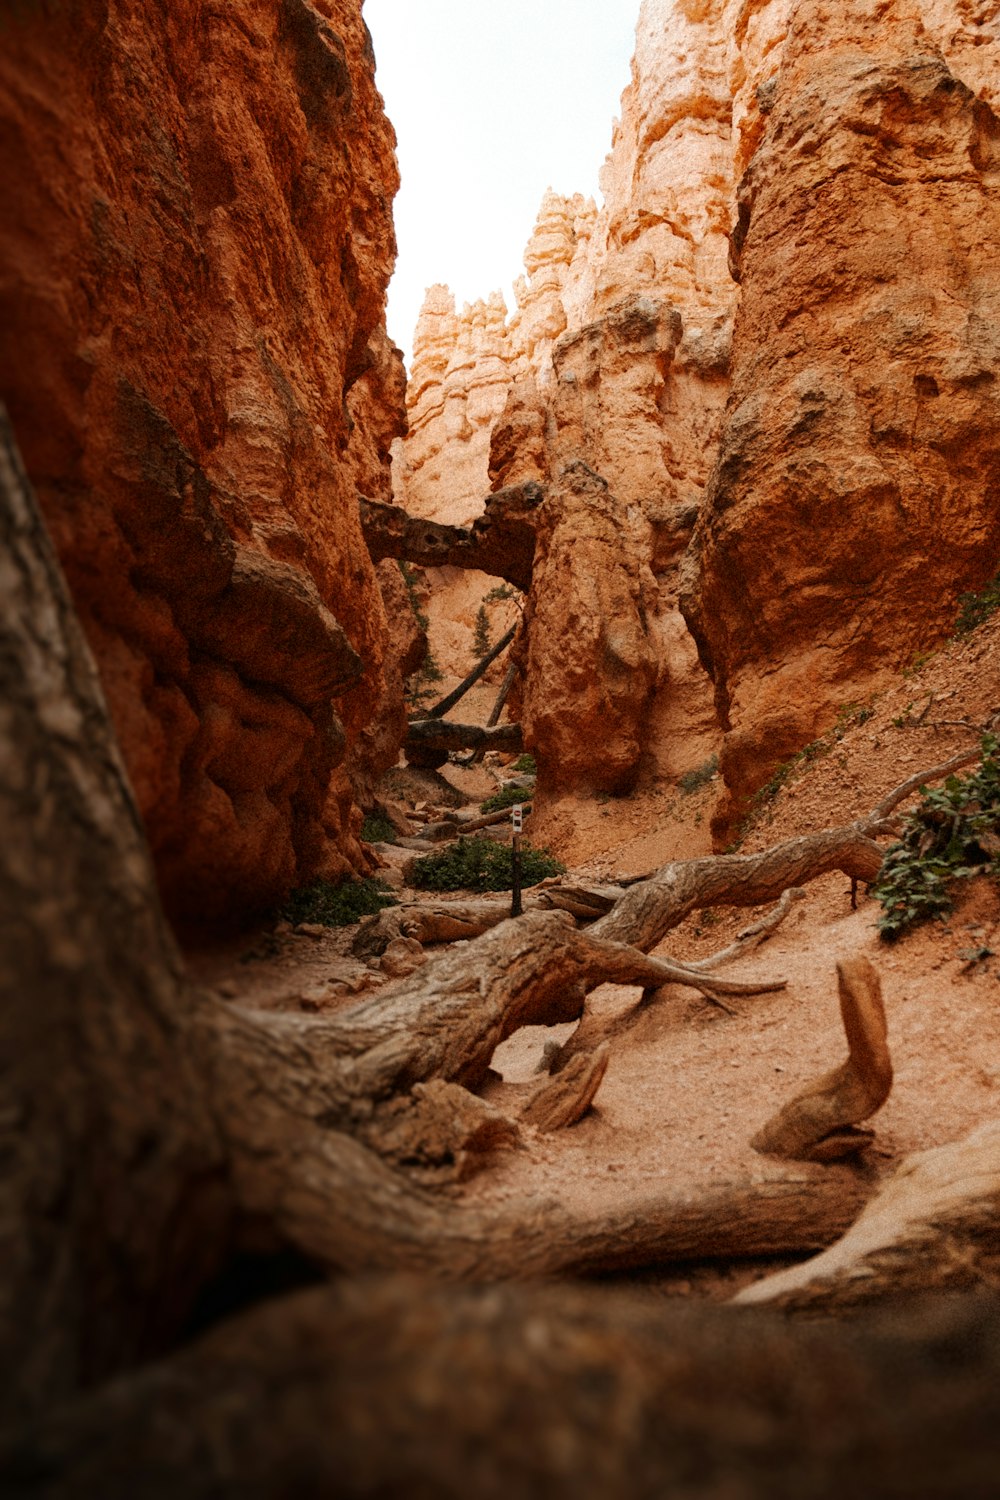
[510,804,523,917]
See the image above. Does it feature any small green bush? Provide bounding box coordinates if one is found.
[679,755,718,794]
[511,753,536,774]
[279,877,397,929]
[472,603,492,659]
[873,736,1000,941]
[480,783,533,814]
[361,813,397,845]
[955,574,1000,636]
[410,837,564,893]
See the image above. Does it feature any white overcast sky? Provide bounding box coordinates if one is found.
[363,0,640,365]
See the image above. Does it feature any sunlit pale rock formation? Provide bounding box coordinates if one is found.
[393,0,733,773]
[395,0,1000,840]
[0,0,405,927]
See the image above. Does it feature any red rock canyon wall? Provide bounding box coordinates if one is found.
[0,0,404,926]
[395,0,1000,835]
[685,0,1000,839]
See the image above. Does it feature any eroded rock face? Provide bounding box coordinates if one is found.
[391,4,731,777]
[520,464,660,797]
[0,0,402,926]
[684,0,1000,840]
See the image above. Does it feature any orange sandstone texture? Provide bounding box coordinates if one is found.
[0,0,404,926]
[683,0,1000,842]
[519,464,660,797]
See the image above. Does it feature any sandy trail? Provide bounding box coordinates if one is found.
[190,611,1000,1292]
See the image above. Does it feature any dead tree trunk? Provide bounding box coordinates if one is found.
[426,624,517,718]
[0,412,225,1415]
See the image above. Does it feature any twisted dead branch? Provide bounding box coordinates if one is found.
[751,957,893,1161]
[689,887,806,971]
[520,1044,611,1132]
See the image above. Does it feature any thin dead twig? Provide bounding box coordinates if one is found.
[688,887,806,972]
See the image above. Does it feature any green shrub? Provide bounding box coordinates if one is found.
[480,783,533,814]
[279,877,397,929]
[511,753,536,774]
[472,603,492,659]
[360,813,398,845]
[410,837,564,893]
[679,755,718,794]
[955,574,1000,636]
[873,736,1000,941]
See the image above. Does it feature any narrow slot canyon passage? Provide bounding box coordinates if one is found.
[3,1,1000,1493]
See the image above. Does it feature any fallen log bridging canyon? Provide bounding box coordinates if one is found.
[405,716,523,768]
[359,482,542,592]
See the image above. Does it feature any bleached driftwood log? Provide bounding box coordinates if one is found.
[737,1121,1000,1312]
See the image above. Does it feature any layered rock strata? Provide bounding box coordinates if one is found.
[0,0,403,926]
[685,0,1000,838]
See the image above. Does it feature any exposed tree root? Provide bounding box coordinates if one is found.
[11,1278,1000,1500]
[591,825,886,951]
[737,1121,1000,1312]
[520,1044,611,1131]
[691,887,806,970]
[751,956,893,1162]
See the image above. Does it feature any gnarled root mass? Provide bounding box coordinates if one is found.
[8,1279,1000,1499]
[4,404,1000,1470]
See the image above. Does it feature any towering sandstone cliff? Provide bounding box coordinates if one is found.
[395,0,1000,836]
[686,0,1000,838]
[0,0,405,925]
